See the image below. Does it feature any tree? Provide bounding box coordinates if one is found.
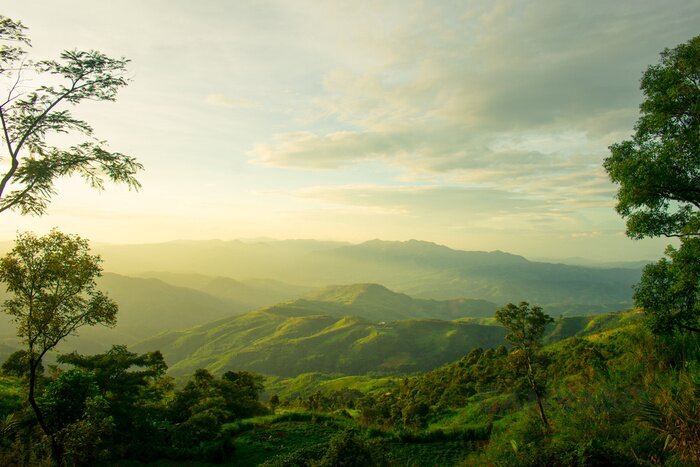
[0,229,117,464]
[634,238,700,333]
[604,36,699,240]
[222,370,265,400]
[317,430,379,467]
[57,345,169,451]
[604,36,700,334]
[38,369,114,465]
[495,302,553,431]
[0,15,142,216]
[1,349,43,377]
[269,394,280,413]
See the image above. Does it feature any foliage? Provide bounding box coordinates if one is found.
[604,35,699,241]
[605,35,700,338]
[495,302,553,430]
[635,238,700,334]
[39,369,100,432]
[269,394,280,412]
[315,429,379,466]
[56,345,171,458]
[0,229,117,464]
[0,14,141,215]
[0,230,118,353]
[639,373,700,465]
[355,345,512,429]
[0,376,21,418]
[598,35,700,464]
[1,349,43,378]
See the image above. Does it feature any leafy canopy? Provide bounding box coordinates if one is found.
[495,302,553,430]
[634,238,700,333]
[495,302,553,354]
[0,229,118,463]
[605,36,700,334]
[0,229,117,361]
[604,36,699,240]
[0,14,142,215]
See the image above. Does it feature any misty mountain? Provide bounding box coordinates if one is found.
[138,272,312,310]
[94,238,642,312]
[302,283,497,320]
[531,256,654,269]
[0,273,241,355]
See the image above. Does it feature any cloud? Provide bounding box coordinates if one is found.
[291,177,627,236]
[298,184,540,213]
[248,0,699,196]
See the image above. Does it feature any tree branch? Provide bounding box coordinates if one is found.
[0,178,37,213]
[0,108,19,199]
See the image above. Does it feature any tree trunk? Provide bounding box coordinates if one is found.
[532,384,550,431]
[28,358,62,465]
[526,357,550,432]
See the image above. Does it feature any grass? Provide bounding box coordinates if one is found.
[229,412,353,466]
[220,409,483,466]
[378,440,471,466]
[264,372,397,401]
[0,376,22,418]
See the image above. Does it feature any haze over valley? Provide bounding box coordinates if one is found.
[0,237,643,371]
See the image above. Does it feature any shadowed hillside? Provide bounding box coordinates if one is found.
[0,273,241,355]
[139,271,313,310]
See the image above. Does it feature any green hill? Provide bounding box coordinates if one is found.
[133,283,640,378]
[134,309,507,377]
[300,283,497,320]
[131,283,501,377]
[262,310,643,399]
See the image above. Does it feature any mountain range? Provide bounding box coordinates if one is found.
[133,283,640,378]
[93,239,642,313]
[0,272,309,356]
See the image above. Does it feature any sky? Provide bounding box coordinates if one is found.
[0,0,697,260]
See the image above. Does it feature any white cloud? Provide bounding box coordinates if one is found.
[249,0,699,204]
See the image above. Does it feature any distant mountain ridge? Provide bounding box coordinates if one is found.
[93,238,642,313]
[138,272,312,311]
[0,272,309,356]
[303,283,497,320]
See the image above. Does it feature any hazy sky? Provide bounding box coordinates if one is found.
[1,1,697,260]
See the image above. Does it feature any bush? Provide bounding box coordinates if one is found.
[316,430,382,467]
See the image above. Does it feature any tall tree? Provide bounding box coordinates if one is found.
[0,229,117,463]
[604,35,700,334]
[495,302,553,431]
[0,14,141,216]
[604,36,699,240]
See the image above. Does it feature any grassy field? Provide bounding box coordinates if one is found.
[225,411,481,466]
[0,376,21,418]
